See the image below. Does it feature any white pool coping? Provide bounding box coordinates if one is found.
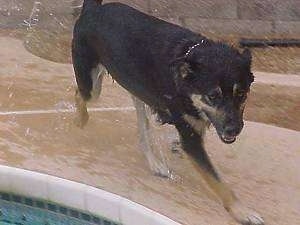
[0,165,182,225]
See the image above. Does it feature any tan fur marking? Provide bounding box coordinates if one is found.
[189,158,237,209]
[190,162,264,225]
[74,90,89,128]
[183,114,206,134]
[190,94,217,114]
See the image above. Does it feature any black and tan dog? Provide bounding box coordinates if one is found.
[72,1,264,224]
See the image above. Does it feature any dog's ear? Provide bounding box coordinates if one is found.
[170,56,202,81]
[170,57,192,79]
[241,49,254,84]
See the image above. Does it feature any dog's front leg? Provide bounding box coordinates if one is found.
[132,96,171,178]
[175,119,264,225]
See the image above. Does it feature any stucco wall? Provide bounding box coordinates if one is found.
[108,0,300,38]
[0,0,299,38]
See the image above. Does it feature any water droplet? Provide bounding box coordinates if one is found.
[66,86,72,92]
[7,82,14,90]
[25,128,31,137]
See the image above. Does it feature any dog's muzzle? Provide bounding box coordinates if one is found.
[219,123,243,144]
[220,134,237,144]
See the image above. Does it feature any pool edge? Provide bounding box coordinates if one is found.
[0,165,182,225]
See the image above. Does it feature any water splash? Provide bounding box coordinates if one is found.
[22,1,41,28]
[54,100,76,113]
[8,92,14,99]
[25,127,31,137]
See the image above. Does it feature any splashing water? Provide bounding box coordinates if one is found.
[22,1,41,28]
[22,1,75,63]
[54,100,76,113]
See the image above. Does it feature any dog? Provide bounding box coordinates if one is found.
[72,1,264,224]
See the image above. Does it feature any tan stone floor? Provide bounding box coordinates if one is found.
[0,37,299,225]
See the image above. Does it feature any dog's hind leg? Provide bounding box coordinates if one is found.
[72,37,105,128]
[132,96,171,178]
[74,64,106,128]
[74,89,89,129]
[90,64,106,101]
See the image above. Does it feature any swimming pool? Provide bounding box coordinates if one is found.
[0,166,181,225]
[0,192,118,225]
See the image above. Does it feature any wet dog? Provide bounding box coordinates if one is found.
[72,1,263,224]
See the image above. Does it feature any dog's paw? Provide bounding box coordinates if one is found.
[228,201,264,225]
[148,159,172,178]
[152,162,172,178]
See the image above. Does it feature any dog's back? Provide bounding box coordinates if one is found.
[77,1,196,70]
[73,1,199,107]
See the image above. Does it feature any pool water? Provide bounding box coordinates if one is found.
[0,192,119,225]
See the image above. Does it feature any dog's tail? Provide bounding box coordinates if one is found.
[82,0,103,10]
[72,0,103,17]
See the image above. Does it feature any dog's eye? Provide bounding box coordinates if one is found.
[208,93,218,100]
[207,88,222,101]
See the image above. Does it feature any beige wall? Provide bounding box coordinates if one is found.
[112,0,300,38]
[0,0,299,38]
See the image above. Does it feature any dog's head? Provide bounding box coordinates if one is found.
[172,42,254,144]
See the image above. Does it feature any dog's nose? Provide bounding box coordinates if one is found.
[224,126,239,137]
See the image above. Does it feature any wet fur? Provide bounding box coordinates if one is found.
[72,1,263,225]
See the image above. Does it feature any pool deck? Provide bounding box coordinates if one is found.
[0,36,299,225]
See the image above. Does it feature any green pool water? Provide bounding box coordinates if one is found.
[0,192,120,225]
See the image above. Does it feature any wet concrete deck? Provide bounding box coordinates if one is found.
[0,37,299,225]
